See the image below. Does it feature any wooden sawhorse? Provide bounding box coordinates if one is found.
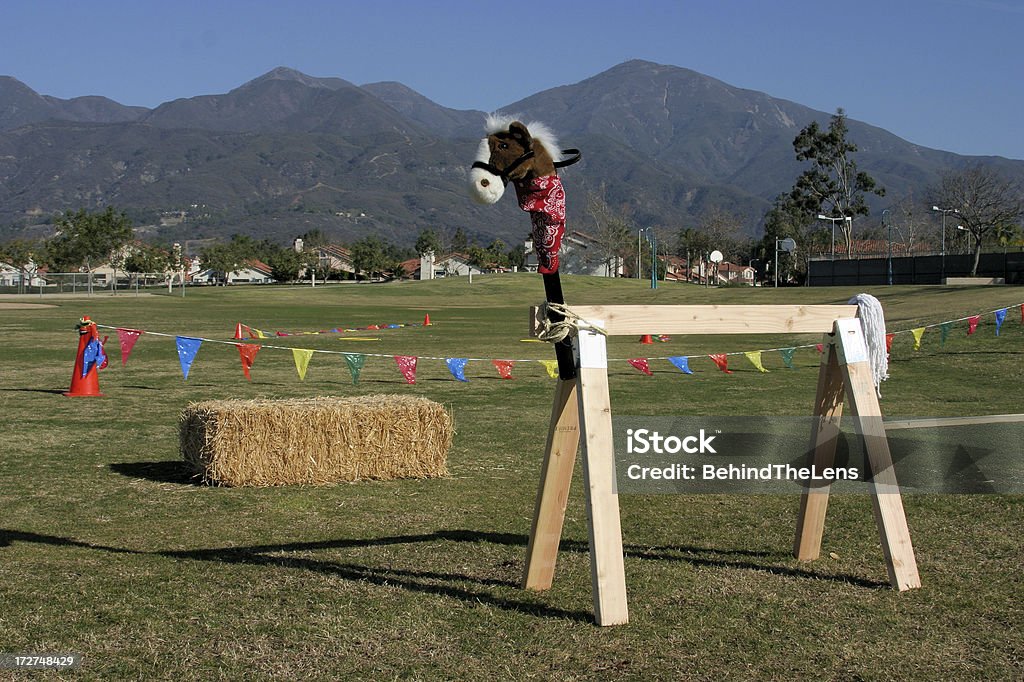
[522,305,921,626]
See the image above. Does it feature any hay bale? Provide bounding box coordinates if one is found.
[180,395,452,486]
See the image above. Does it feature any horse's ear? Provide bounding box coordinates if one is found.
[509,121,531,144]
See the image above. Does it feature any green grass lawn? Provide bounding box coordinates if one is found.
[1,276,1022,680]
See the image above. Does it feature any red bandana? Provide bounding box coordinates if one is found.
[515,175,566,274]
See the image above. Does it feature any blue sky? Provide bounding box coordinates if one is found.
[3,0,1022,159]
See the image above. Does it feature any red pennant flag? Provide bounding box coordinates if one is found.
[492,359,515,379]
[235,343,261,381]
[627,358,653,376]
[967,315,981,335]
[708,354,733,374]
[815,343,824,354]
[1020,305,1023,323]
[395,355,418,384]
[885,333,894,354]
[116,328,144,366]
[247,326,258,339]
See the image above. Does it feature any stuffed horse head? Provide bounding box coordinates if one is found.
[468,115,580,275]
[469,114,564,205]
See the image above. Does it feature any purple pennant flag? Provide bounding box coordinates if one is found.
[668,356,693,374]
[995,308,1007,336]
[175,336,203,380]
[446,358,470,382]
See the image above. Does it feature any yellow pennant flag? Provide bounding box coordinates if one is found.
[292,348,314,380]
[254,328,266,339]
[744,350,768,373]
[911,327,926,351]
[538,359,559,379]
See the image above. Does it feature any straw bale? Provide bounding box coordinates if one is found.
[180,395,452,486]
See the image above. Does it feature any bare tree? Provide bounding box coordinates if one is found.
[586,191,635,276]
[932,165,1022,275]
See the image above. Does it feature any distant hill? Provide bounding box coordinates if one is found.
[1,61,1021,248]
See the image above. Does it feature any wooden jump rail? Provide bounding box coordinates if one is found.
[523,304,921,626]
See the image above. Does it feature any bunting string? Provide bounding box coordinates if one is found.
[93,301,1023,382]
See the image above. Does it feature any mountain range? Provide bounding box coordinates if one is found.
[2,60,1022,248]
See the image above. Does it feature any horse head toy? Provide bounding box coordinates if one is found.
[469,114,581,378]
[470,115,580,274]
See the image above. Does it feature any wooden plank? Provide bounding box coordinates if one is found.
[557,305,858,336]
[522,378,581,591]
[793,330,846,561]
[834,318,921,591]
[574,323,629,626]
[885,414,1024,431]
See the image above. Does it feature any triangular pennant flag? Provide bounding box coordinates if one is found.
[744,350,768,373]
[668,356,693,374]
[292,348,314,380]
[885,333,895,355]
[81,338,106,378]
[446,358,470,382]
[395,355,418,384]
[779,347,797,369]
[175,336,202,380]
[343,353,366,384]
[995,308,1007,336]
[967,315,981,335]
[627,358,653,376]
[116,328,143,366]
[254,328,267,339]
[815,343,824,354]
[492,359,515,380]
[940,321,953,345]
[911,327,926,351]
[1021,304,1024,324]
[247,326,258,339]
[538,360,559,379]
[236,343,260,381]
[709,354,733,374]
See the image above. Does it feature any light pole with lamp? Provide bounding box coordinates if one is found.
[883,209,892,285]
[642,227,657,289]
[932,205,959,283]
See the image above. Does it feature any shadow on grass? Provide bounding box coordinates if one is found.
[0,524,887,625]
[0,387,69,395]
[109,461,204,486]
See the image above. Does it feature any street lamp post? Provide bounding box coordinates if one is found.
[932,205,959,283]
[643,227,657,289]
[883,209,892,285]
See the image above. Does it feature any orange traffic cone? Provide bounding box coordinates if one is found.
[424,314,432,326]
[64,316,104,397]
[233,322,244,339]
[639,334,654,344]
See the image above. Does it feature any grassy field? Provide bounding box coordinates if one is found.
[1,276,1022,680]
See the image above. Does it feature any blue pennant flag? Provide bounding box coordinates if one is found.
[668,356,694,375]
[446,357,470,382]
[81,338,106,378]
[175,336,203,380]
[995,308,1007,336]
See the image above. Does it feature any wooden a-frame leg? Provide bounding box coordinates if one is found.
[574,322,629,626]
[793,332,846,560]
[523,378,580,591]
[833,318,921,591]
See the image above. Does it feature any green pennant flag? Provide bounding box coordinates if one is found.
[940,321,953,346]
[344,353,366,385]
[780,347,797,369]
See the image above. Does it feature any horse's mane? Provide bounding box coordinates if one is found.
[485,112,564,163]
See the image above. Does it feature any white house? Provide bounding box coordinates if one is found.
[192,258,275,284]
[525,231,623,277]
